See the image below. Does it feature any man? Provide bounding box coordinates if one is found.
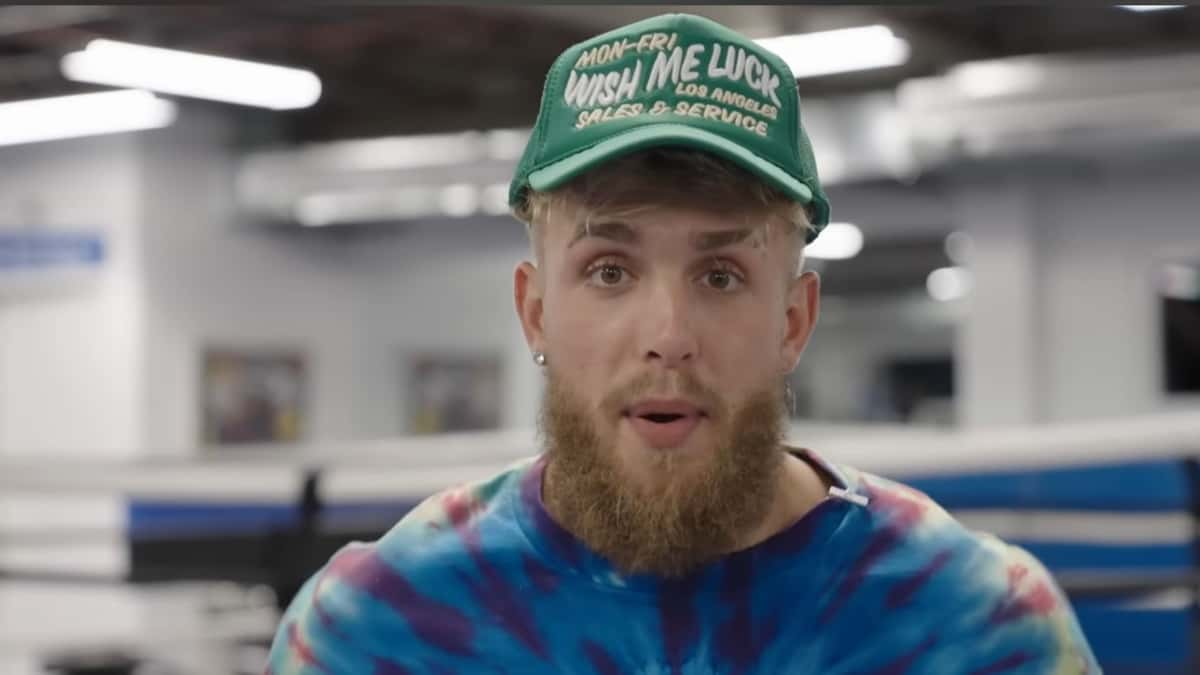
[268,13,1098,674]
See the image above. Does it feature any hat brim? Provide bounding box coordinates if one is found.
[527,122,817,219]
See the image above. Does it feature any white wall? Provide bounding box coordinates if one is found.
[954,159,1200,427]
[350,218,538,438]
[953,179,1045,426]
[0,105,387,457]
[138,108,372,454]
[1039,165,1200,422]
[0,134,151,674]
[0,134,148,458]
[0,106,546,456]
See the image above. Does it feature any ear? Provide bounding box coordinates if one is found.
[780,270,820,372]
[514,260,545,353]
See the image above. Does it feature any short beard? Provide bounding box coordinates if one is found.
[538,368,788,578]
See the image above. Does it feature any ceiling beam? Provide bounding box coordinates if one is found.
[0,6,116,37]
[493,5,787,39]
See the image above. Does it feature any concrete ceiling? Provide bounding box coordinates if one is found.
[2,5,1200,145]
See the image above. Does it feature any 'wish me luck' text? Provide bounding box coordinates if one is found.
[563,38,784,111]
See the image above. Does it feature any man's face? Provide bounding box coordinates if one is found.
[514,201,820,575]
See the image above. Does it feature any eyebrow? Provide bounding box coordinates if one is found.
[568,221,637,248]
[567,221,756,251]
[693,227,755,252]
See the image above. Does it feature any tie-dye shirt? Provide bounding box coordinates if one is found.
[268,450,1099,674]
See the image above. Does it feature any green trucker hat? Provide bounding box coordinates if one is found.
[509,12,831,242]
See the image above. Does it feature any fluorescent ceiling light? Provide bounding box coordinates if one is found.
[944,231,974,266]
[295,188,440,227]
[485,129,532,161]
[0,89,176,148]
[1117,5,1184,11]
[61,39,321,110]
[481,183,512,216]
[282,128,531,174]
[805,222,864,260]
[310,133,484,173]
[927,266,972,302]
[294,182,513,226]
[438,184,479,218]
[756,25,910,80]
[951,60,1047,99]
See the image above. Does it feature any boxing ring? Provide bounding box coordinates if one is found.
[2,412,1199,674]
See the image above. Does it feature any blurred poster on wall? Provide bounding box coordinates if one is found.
[202,347,307,445]
[407,353,502,434]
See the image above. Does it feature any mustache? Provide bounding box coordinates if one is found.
[598,370,725,419]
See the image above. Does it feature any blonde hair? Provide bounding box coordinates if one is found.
[512,148,814,276]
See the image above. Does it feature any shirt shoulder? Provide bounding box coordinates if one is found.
[266,457,538,674]
[821,465,1100,674]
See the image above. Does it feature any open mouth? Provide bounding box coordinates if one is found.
[621,402,706,449]
[640,413,686,424]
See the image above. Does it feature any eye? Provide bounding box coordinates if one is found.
[586,262,630,287]
[701,264,744,292]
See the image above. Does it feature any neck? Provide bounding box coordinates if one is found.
[732,449,831,552]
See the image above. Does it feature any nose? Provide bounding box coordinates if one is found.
[642,279,699,368]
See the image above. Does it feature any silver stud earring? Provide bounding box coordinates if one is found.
[532,351,547,366]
